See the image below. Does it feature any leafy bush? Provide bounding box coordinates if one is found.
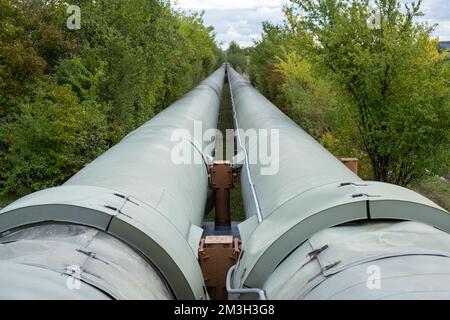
[227,41,248,73]
[0,0,223,198]
[0,81,109,196]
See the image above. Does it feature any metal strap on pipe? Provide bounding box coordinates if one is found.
[227,65,264,224]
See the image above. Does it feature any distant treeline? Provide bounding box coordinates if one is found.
[245,0,449,186]
[438,41,450,50]
[0,0,224,197]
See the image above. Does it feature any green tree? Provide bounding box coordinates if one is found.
[74,0,222,140]
[227,41,248,73]
[56,56,105,101]
[161,11,220,108]
[249,23,292,107]
[287,0,450,185]
[0,0,46,120]
[0,0,223,200]
[0,80,109,196]
[19,0,78,73]
[276,51,339,138]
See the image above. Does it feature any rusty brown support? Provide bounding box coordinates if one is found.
[340,157,359,175]
[198,236,240,300]
[200,161,242,300]
[209,161,234,229]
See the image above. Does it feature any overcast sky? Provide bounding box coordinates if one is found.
[173,0,450,49]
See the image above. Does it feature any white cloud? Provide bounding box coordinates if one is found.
[434,20,450,41]
[173,0,284,11]
[226,26,241,38]
[173,0,286,48]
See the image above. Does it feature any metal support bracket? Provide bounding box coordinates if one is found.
[199,235,240,300]
[208,161,240,230]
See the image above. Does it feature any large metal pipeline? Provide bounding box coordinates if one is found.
[2,62,450,300]
[227,65,450,299]
[0,66,225,300]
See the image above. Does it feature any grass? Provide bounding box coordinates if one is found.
[204,79,246,222]
[412,175,450,211]
[204,182,246,222]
